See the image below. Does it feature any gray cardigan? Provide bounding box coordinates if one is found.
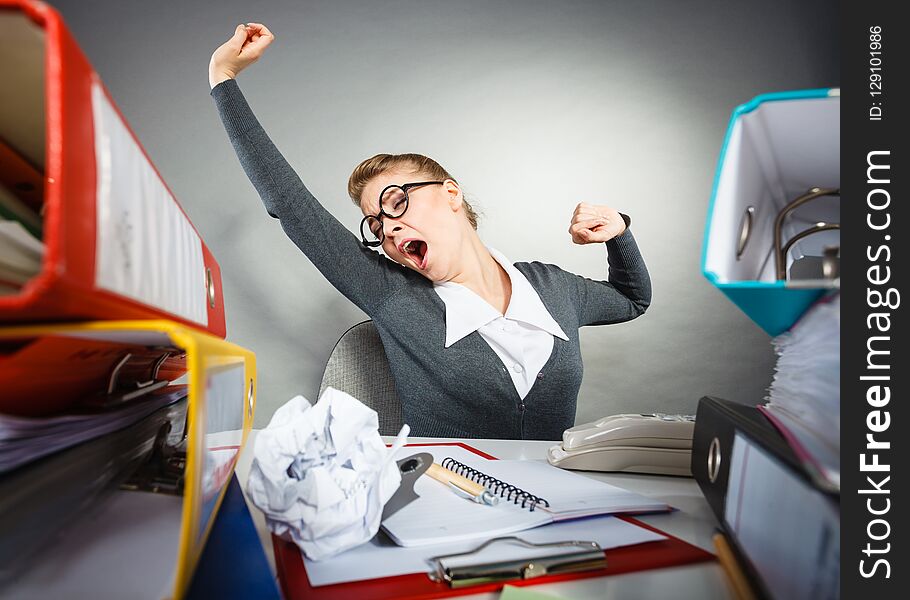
[211,79,651,440]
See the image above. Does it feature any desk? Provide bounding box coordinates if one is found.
[233,433,734,600]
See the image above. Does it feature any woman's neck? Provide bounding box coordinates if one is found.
[450,231,512,315]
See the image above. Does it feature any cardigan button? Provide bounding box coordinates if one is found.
[537,372,544,379]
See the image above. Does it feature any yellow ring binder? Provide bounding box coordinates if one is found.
[0,319,256,599]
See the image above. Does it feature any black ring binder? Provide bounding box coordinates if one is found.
[440,457,550,511]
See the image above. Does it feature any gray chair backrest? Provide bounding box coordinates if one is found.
[318,320,403,435]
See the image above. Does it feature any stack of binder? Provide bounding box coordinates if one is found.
[0,1,255,598]
[694,89,841,599]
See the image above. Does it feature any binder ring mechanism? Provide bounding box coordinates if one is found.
[773,187,840,282]
[429,537,607,588]
[85,348,181,408]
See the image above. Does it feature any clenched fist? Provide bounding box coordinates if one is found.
[568,203,627,244]
[209,23,275,89]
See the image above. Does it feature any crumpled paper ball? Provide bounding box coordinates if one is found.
[246,387,408,560]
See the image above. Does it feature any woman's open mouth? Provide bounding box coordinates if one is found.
[400,239,428,270]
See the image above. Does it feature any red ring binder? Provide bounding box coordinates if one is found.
[0,0,226,338]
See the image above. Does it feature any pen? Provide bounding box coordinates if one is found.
[427,462,499,506]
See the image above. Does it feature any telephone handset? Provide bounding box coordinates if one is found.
[547,413,695,477]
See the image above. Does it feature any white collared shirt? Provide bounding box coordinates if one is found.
[433,248,570,400]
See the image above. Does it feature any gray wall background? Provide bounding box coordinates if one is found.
[48,0,839,429]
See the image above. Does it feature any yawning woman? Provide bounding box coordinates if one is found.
[209,23,651,439]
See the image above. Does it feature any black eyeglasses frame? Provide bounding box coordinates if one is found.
[359,181,445,247]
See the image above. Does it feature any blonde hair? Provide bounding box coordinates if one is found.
[347,153,478,230]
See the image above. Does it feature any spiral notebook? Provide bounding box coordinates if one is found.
[381,445,669,547]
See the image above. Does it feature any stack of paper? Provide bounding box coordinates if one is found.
[0,386,187,473]
[763,292,840,489]
[0,219,43,294]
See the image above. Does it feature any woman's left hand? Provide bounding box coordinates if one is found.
[568,203,626,244]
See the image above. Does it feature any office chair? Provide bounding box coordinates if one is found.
[318,320,403,435]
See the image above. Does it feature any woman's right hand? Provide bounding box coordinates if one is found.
[209,23,275,89]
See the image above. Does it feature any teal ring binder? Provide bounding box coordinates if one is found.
[701,88,840,335]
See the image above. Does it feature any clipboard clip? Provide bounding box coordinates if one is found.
[428,536,607,588]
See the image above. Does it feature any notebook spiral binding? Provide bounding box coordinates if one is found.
[441,457,550,512]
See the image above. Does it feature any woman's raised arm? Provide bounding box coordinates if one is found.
[208,25,413,315]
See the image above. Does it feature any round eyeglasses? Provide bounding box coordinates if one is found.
[359,181,444,247]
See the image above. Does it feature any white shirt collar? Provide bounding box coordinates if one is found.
[434,248,570,348]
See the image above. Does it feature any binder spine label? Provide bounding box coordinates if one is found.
[91,82,208,326]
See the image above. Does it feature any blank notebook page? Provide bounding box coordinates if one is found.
[480,459,668,520]
[381,446,668,547]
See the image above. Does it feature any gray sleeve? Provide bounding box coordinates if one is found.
[566,227,652,326]
[210,78,411,315]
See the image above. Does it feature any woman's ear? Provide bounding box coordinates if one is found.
[443,179,462,211]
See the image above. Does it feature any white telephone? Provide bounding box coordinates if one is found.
[547,413,695,477]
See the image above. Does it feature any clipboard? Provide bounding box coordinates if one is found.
[701,88,840,336]
[271,442,715,599]
[0,320,256,599]
[0,0,226,337]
